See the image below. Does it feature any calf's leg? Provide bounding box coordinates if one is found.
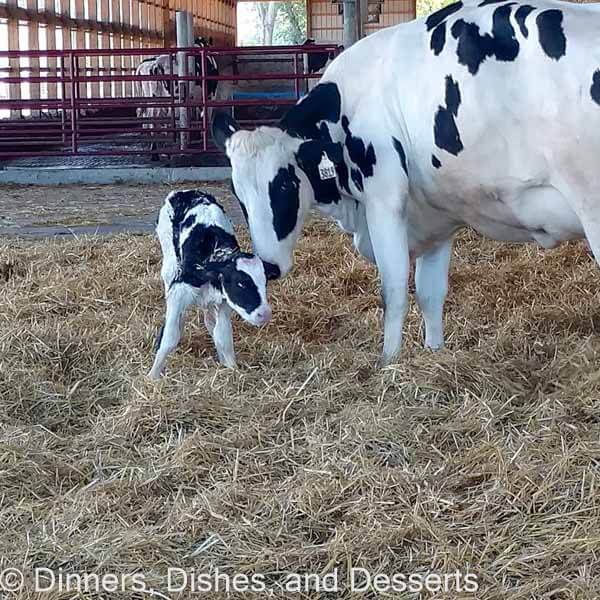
[210,303,237,368]
[148,285,190,379]
[415,237,453,350]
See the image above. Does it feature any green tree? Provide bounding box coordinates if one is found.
[241,1,307,46]
[416,0,454,18]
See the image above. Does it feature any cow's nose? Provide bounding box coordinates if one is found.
[262,261,281,280]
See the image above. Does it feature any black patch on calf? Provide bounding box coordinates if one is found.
[515,5,535,38]
[221,260,261,315]
[430,22,447,55]
[478,0,509,6]
[280,82,342,139]
[154,324,165,351]
[432,154,442,168]
[169,190,224,262]
[269,165,301,240]
[341,116,376,179]
[426,2,463,31]
[434,76,464,156]
[590,70,600,106]
[536,9,566,60]
[451,4,519,75]
[392,137,408,176]
[179,224,238,287]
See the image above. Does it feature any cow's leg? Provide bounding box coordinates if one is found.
[211,303,237,368]
[148,286,190,379]
[365,202,410,365]
[415,237,453,350]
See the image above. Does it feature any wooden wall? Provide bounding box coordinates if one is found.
[308,0,415,44]
[0,0,234,111]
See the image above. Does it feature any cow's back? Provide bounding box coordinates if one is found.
[320,0,600,245]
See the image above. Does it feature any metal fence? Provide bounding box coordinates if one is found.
[0,43,341,160]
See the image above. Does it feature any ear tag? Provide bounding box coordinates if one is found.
[318,154,336,180]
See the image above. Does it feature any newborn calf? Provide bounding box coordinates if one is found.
[149,190,272,379]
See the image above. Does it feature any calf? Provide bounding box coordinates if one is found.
[148,190,272,379]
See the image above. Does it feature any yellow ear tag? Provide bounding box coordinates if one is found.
[318,154,336,180]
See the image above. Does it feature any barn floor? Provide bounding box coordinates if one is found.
[0,181,239,237]
[1,206,600,598]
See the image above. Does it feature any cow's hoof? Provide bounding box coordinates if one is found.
[147,370,162,381]
[424,342,444,352]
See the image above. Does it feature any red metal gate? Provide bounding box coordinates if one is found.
[0,43,341,160]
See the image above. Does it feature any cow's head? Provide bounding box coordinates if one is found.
[212,111,344,279]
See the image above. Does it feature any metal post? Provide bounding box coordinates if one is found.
[359,0,367,39]
[343,0,358,48]
[176,10,189,150]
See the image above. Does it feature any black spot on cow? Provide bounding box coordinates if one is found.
[536,9,566,61]
[230,180,248,224]
[426,1,463,31]
[392,137,408,176]
[430,22,447,55]
[341,116,377,179]
[281,82,342,139]
[295,140,343,205]
[515,5,535,38]
[432,154,442,168]
[317,120,352,195]
[590,70,600,106]
[351,168,364,192]
[451,4,519,74]
[478,0,509,6]
[434,76,464,156]
[269,164,301,240]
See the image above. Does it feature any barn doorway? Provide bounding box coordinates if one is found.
[237,1,308,46]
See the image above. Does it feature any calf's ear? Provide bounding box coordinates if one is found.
[211,112,240,153]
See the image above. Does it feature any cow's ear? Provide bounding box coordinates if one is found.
[211,112,240,153]
[296,140,343,171]
[323,141,343,164]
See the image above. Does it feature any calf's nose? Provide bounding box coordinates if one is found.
[256,305,272,325]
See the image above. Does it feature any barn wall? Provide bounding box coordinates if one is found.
[308,0,415,44]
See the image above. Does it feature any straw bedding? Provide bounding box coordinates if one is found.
[1,220,599,599]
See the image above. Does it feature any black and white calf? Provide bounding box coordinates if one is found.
[148,190,272,379]
[214,0,600,365]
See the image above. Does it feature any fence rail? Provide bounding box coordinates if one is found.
[0,43,341,160]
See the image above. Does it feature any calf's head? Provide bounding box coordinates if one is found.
[212,112,343,279]
[206,253,272,326]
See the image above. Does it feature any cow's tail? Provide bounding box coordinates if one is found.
[135,63,145,118]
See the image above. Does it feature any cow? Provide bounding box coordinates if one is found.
[212,0,600,365]
[135,37,219,159]
[302,38,338,74]
[148,189,272,379]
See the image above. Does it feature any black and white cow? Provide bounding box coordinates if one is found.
[213,0,600,365]
[148,190,272,379]
[136,37,219,158]
[302,38,338,74]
